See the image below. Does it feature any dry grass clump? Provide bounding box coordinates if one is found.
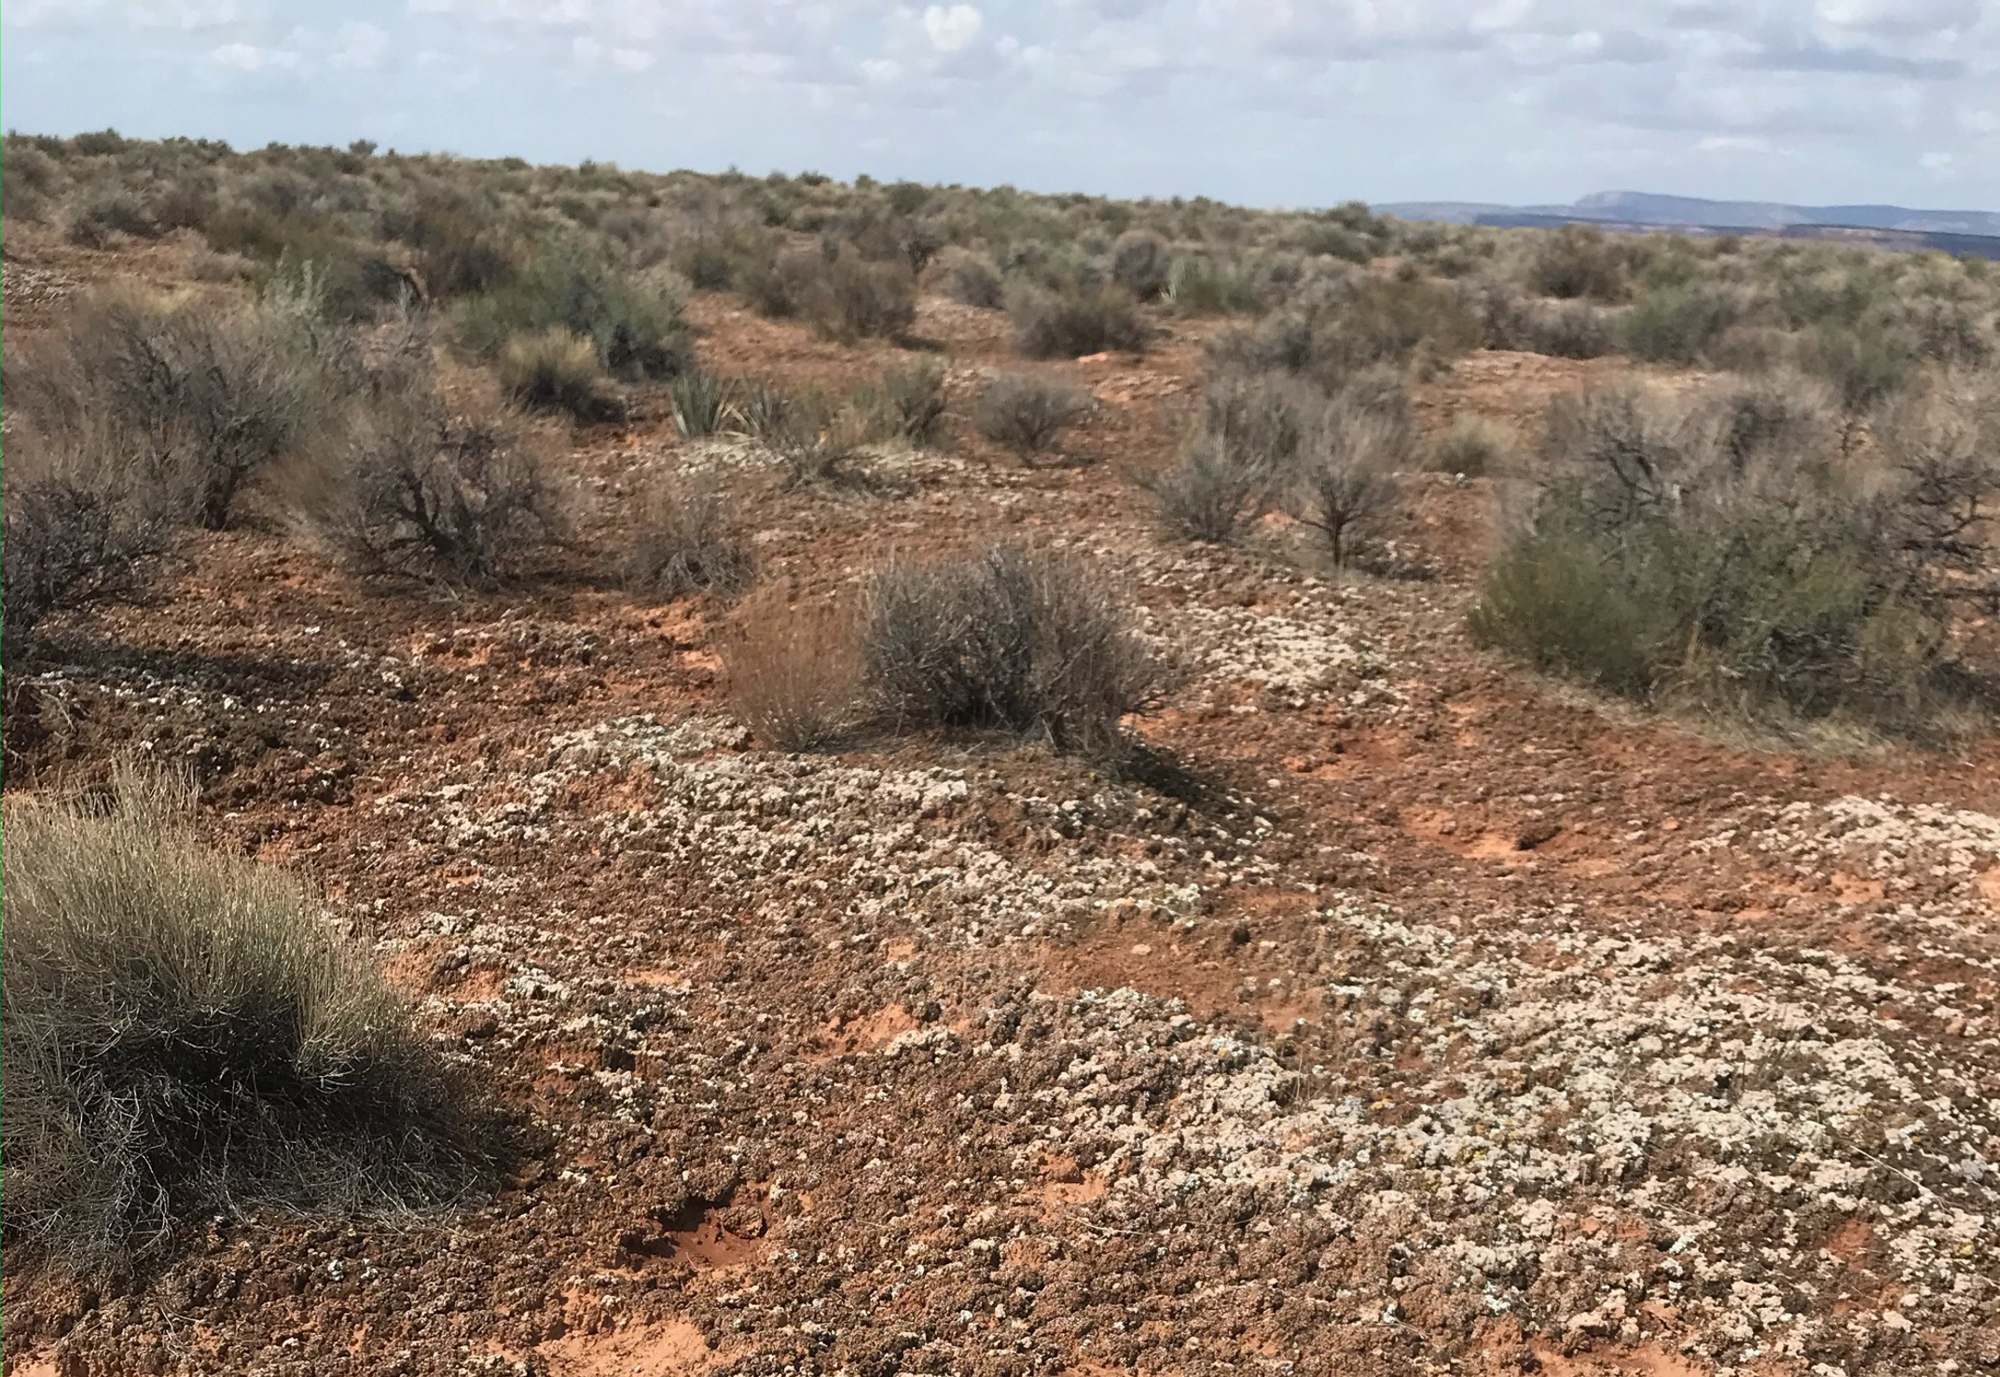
[497,327,622,422]
[745,243,917,343]
[2,766,490,1274]
[1009,281,1152,359]
[1470,376,2000,733]
[725,595,866,751]
[973,373,1088,459]
[624,480,755,600]
[1429,414,1519,475]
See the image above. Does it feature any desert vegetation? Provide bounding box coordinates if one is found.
[2,766,489,1274]
[3,131,1998,1377]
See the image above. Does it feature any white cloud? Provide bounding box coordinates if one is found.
[129,0,249,28]
[1698,134,1772,152]
[209,40,297,71]
[329,21,390,70]
[923,4,982,54]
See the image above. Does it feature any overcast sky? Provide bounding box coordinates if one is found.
[3,1,1996,210]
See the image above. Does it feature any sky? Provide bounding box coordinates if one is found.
[3,1,1997,211]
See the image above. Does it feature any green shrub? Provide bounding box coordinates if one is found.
[2,766,489,1273]
[874,359,948,446]
[1165,257,1261,316]
[65,188,157,246]
[1620,284,1742,364]
[625,480,754,600]
[803,247,917,343]
[973,373,1088,459]
[1796,324,1919,416]
[1009,281,1152,359]
[861,543,1160,754]
[941,251,1005,309]
[455,241,692,380]
[1470,380,1995,731]
[670,370,734,438]
[202,208,405,321]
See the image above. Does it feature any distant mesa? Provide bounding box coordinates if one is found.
[1376,190,2000,259]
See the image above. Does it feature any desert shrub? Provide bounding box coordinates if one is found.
[1144,431,1272,545]
[1,426,176,646]
[1470,380,1997,731]
[1164,257,1262,316]
[496,328,621,422]
[1694,371,1839,471]
[66,188,158,246]
[1527,225,1629,302]
[290,384,565,585]
[455,241,692,380]
[1620,283,1742,364]
[1429,414,1518,475]
[973,373,1088,458]
[2,766,488,1273]
[670,369,734,437]
[624,480,754,600]
[1796,324,1919,417]
[1009,281,1151,359]
[1199,369,1316,473]
[941,250,1005,309]
[3,286,356,530]
[736,379,829,449]
[3,144,62,221]
[1111,230,1172,300]
[873,359,948,446]
[803,247,917,343]
[725,596,865,750]
[861,544,1160,754]
[1283,401,1401,566]
[395,189,516,298]
[201,209,405,321]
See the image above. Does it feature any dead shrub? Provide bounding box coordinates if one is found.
[973,373,1088,459]
[861,544,1161,755]
[2,765,491,1274]
[624,480,754,600]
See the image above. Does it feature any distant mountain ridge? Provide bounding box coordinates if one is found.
[1378,190,2000,238]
